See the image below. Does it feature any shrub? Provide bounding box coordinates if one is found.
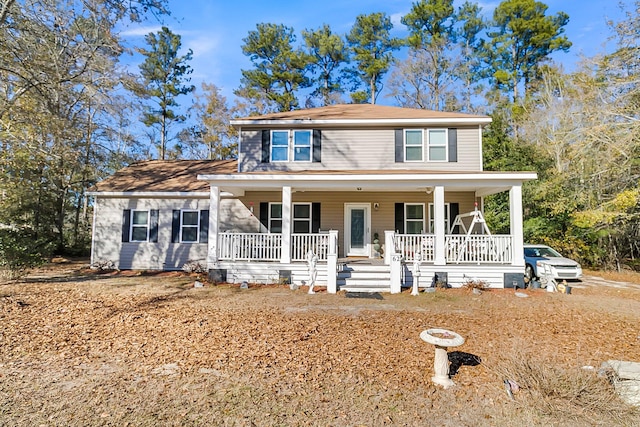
[0,227,53,280]
[182,260,206,274]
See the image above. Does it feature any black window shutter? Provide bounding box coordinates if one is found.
[449,203,459,234]
[122,209,131,242]
[394,203,405,234]
[394,129,403,163]
[259,202,269,229]
[199,210,209,243]
[448,128,457,162]
[312,203,321,233]
[171,210,180,243]
[149,210,159,243]
[312,129,322,163]
[261,130,270,163]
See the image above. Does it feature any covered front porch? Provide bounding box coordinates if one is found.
[199,171,537,292]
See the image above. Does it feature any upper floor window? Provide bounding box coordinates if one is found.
[271,130,289,162]
[269,130,313,163]
[405,203,425,234]
[131,210,149,241]
[428,129,447,161]
[404,129,423,162]
[293,130,312,162]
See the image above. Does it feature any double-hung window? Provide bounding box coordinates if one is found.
[428,129,447,161]
[293,203,311,233]
[405,204,425,234]
[267,202,314,233]
[428,203,451,233]
[131,210,149,242]
[268,203,283,233]
[293,130,311,162]
[181,210,199,242]
[404,129,423,161]
[271,130,289,162]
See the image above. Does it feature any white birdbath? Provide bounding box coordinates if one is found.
[420,328,465,388]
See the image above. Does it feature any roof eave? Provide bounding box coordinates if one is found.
[230,117,492,127]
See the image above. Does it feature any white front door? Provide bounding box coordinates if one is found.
[344,203,371,257]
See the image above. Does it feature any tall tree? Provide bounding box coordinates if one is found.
[179,82,237,160]
[236,23,311,112]
[346,12,402,104]
[455,1,486,112]
[485,0,571,103]
[136,26,194,160]
[302,24,349,106]
[0,0,169,271]
[391,0,458,110]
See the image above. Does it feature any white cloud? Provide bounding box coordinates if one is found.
[119,25,163,37]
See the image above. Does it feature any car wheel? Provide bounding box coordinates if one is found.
[524,264,535,283]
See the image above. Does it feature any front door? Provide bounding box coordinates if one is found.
[344,203,371,257]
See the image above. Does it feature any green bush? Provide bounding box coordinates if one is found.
[0,227,53,280]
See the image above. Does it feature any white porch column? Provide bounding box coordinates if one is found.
[384,230,395,265]
[510,185,525,267]
[281,185,292,263]
[327,230,338,294]
[207,186,220,268]
[433,185,446,265]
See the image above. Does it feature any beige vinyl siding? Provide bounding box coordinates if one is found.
[239,126,482,172]
[93,197,238,270]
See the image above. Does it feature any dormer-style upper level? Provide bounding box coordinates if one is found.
[230,104,492,173]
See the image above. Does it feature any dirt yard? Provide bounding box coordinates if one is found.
[1,260,639,426]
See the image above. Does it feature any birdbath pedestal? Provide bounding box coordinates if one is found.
[420,328,465,388]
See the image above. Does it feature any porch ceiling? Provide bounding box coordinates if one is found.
[198,171,537,196]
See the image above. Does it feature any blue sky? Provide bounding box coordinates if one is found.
[118,0,634,105]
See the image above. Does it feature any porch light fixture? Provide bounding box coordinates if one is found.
[374,202,379,211]
[356,187,362,191]
[425,186,434,194]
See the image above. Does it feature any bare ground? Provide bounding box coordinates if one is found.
[1,260,639,426]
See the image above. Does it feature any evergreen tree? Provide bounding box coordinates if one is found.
[302,24,349,106]
[485,0,571,103]
[136,26,194,160]
[236,23,311,112]
[346,12,402,104]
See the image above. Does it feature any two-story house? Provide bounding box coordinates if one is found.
[89,104,537,292]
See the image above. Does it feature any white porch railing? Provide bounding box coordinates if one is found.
[291,233,330,261]
[218,232,330,262]
[445,235,512,264]
[218,232,282,261]
[394,234,435,262]
[393,233,513,264]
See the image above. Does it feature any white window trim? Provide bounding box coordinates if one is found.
[428,202,451,233]
[427,128,448,162]
[130,210,149,242]
[404,129,424,162]
[293,130,312,162]
[405,203,425,235]
[180,210,200,243]
[270,130,289,162]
